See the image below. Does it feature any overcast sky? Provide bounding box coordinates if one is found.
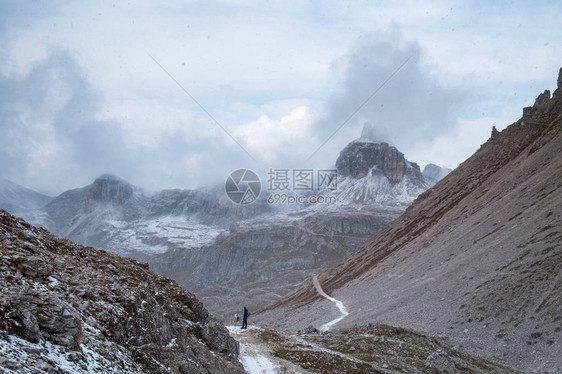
[0,1,560,195]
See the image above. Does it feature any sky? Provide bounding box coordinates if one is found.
[0,0,560,195]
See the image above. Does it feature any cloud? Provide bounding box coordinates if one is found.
[1,1,561,194]
[307,27,466,163]
[0,51,258,194]
[0,51,132,193]
[233,106,315,165]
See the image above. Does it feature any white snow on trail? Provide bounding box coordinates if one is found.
[226,326,280,374]
[312,275,349,331]
[239,347,278,373]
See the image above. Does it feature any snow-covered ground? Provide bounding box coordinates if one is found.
[106,215,223,254]
[227,326,280,374]
[239,343,279,373]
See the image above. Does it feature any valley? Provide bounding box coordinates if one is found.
[1,68,561,374]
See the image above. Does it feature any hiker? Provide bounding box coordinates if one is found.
[241,306,250,329]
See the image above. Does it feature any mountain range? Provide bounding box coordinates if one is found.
[0,137,446,321]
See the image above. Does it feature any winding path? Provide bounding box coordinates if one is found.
[312,275,349,331]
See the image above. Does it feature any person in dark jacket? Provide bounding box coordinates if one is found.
[241,306,249,329]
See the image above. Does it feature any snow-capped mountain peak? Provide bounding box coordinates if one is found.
[330,139,432,207]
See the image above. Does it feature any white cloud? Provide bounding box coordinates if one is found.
[234,106,316,165]
[96,99,198,150]
[308,28,466,165]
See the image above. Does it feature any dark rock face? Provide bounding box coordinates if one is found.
[87,174,134,205]
[552,67,562,100]
[12,292,83,349]
[490,126,500,140]
[0,210,244,373]
[336,141,422,184]
[532,89,551,112]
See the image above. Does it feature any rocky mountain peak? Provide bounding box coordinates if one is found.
[87,174,134,205]
[554,67,562,99]
[523,67,562,118]
[335,140,421,184]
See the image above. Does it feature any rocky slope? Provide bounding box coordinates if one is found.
[256,69,562,373]
[0,209,244,373]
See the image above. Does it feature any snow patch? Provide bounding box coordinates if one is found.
[239,350,279,374]
[47,276,60,287]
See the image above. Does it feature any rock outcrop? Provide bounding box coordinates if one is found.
[336,141,423,184]
[522,67,562,119]
[86,174,134,206]
[0,210,244,373]
[553,67,562,99]
[332,140,433,206]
